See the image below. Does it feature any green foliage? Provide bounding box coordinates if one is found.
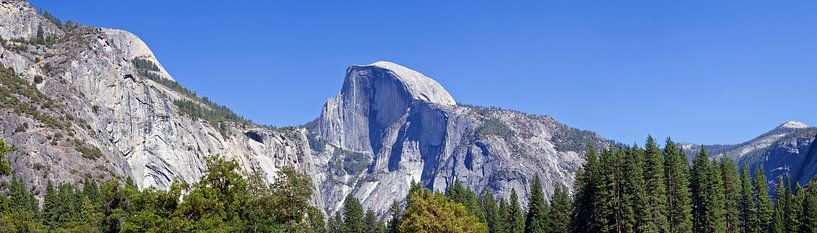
[0,155,324,232]
[33,75,43,84]
[719,156,742,232]
[39,9,62,27]
[547,183,571,233]
[388,200,401,233]
[342,194,365,233]
[399,188,487,233]
[0,138,12,175]
[446,180,486,223]
[643,136,669,232]
[478,117,514,139]
[525,176,549,233]
[664,138,693,233]
[752,167,772,232]
[508,188,525,233]
[0,64,68,130]
[76,143,103,159]
[132,58,251,137]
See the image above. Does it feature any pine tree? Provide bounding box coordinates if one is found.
[571,145,598,233]
[447,180,486,223]
[719,156,741,233]
[365,208,383,233]
[480,190,498,233]
[770,177,784,233]
[8,176,37,212]
[509,188,525,233]
[664,138,692,233]
[387,201,401,233]
[739,165,753,233]
[343,194,365,233]
[620,146,646,233]
[691,148,725,232]
[752,167,772,232]
[643,136,669,233]
[783,177,799,233]
[594,148,620,233]
[497,198,511,233]
[334,213,344,233]
[547,184,571,233]
[327,212,339,233]
[42,180,58,226]
[525,176,549,233]
[797,184,817,233]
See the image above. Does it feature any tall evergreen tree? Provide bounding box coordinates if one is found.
[365,208,383,233]
[738,165,753,233]
[751,167,772,232]
[8,176,37,212]
[547,184,571,233]
[691,148,725,233]
[664,138,692,233]
[643,136,669,233]
[783,177,799,233]
[497,198,511,233]
[480,190,498,233]
[509,188,525,233]
[42,180,58,226]
[797,184,817,233]
[525,176,549,233]
[447,180,486,223]
[387,201,401,233]
[343,194,365,233]
[571,145,598,233]
[719,156,741,233]
[770,177,784,233]
[620,146,646,233]
[594,148,620,233]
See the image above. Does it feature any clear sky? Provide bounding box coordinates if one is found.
[29,0,816,145]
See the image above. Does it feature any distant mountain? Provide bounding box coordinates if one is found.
[682,122,817,191]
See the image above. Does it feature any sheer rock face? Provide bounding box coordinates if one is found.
[683,122,817,191]
[0,0,321,208]
[310,62,610,215]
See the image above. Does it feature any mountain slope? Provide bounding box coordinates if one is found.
[683,122,817,189]
[306,61,611,215]
[0,0,319,205]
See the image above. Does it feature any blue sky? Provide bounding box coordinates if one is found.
[30,0,816,145]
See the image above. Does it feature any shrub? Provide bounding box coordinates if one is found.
[33,75,43,84]
[76,144,102,160]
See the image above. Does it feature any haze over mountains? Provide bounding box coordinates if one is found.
[0,0,814,217]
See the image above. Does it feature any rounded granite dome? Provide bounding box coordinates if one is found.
[350,61,457,106]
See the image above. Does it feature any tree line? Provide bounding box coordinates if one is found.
[0,153,325,232]
[3,136,817,232]
[388,136,817,233]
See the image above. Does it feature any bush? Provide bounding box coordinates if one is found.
[76,144,102,160]
[33,75,43,84]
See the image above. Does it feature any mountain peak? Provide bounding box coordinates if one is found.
[350,61,456,106]
[778,121,809,129]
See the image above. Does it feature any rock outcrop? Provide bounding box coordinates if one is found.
[0,0,320,208]
[308,62,611,215]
